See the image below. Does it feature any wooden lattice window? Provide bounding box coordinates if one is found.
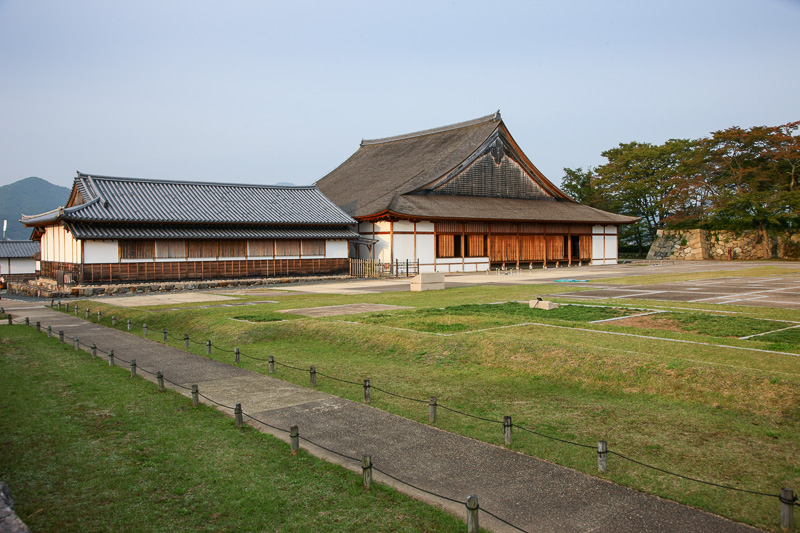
[437,234,456,258]
[302,239,325,256]
[275,240,300,257]
[155,240,186,259]
[188,240,216,258]
[248,239,274,257]
[121,240,154,260]
[219,240,246,257]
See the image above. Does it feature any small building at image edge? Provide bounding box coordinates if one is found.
[0,240,40,285]
[316,112,638,273]
[22,173,359,285]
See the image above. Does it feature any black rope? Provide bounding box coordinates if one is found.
[240,352,271,362]
[273,360,307,372]
[162,375,192,391]
[479,506,530,533]
[370,465,462,505]
[370,385,428,404]
[513,424,596,449]
[196,392,237,410]
[210,344,236,354]
[241,412,288,434]
[608,451,779,499]
[437,404,505,425]
[315,370,363,387]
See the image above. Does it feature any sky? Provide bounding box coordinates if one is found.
[1,0,799,190]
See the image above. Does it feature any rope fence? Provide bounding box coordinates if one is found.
[3,304,799,531]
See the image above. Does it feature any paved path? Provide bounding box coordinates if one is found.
[2,299,760,532]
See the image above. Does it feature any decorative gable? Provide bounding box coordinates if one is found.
[417,135,552,200]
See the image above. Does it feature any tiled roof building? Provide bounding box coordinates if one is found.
[316,112,637,271]
[23,173,358,284]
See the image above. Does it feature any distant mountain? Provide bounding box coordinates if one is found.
[0,177,70,240]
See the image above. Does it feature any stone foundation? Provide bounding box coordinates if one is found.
[7,274,350,299]
[647,229,799,261]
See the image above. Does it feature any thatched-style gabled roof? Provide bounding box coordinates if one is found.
[316,112,638,225]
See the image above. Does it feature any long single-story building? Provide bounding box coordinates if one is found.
[22,172,359,285]
[316,112,638,272]
[0,240,40,285]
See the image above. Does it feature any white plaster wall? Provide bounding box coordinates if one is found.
[417,233,435,267]
[0,258,8,275]
[604,235,618,262]
[592,225,605,235]
[592,235,605,261]
[394,220,415,232]
[604,226,618,235]
[84,240,119,264]
[416,221,434,232]
[326,240,349,259]
[393,233,416,263]
[374,221,392,233]
[374,235,391,263]
[41,225,81,263]
[358,222,375,233]
[9,258,36,274]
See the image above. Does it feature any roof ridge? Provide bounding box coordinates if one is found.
[361,111,501,146]
[76,172,315,190]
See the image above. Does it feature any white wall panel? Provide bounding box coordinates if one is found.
[604,235,618,260]
[84,240,119,263]
[9,258,36,274]
[326,240,349,259]
[592,235,605,260]
[393,234,416,262]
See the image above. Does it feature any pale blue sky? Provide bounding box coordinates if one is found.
[1,0,798,189]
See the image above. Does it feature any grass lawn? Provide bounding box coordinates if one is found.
[0,327,469,533]
[41,270,800,532]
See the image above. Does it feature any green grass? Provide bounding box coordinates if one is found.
[47,267,800,532]
[0,327,469,532]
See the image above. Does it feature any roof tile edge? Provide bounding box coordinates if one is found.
[76,172,316,190]
[360,111,501,146]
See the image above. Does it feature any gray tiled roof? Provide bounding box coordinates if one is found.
[0,240,40,258]
[67,223,359,241]
[22,173,356,226]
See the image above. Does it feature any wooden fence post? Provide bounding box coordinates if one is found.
[127,319,132,331]
[362,455,372,489]
[234,348,240,364]
[57,301,61,310]
[192,385,199,407]
[25,317,29,327]
[85,308,90,318]
[112,315,117,326]
[143,323,148,336]
[157,370,164,391]
[163,329,167,342]
[91,343,97,358]
[6,315,11,326]
[290,425,300,454]
[97,310,102,321]
[429,396,437,423]
[65,303,69,312]
[47,325,52,337]
[206,340,211,355]
[363,379,371,404]
[74,336,79,350]
[781,487,795,532]
[59,330,64,343]
[598,441,608,473]
[184,334,189,349]
[235,403,243,428]
[466,495,479,533]
[35,321,40,332]
[130,359,137,377]
[108,349,115,366]
[310,366,317,387]
[74,306,78,316]
[268,356,275,373]
[504,416,512,446]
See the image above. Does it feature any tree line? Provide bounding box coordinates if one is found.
[562,121,800,254]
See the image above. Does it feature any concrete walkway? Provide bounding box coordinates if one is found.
[2,299,760,533]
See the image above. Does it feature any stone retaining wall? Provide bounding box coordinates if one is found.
[7,275,350,299]
[647,229,800,261]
